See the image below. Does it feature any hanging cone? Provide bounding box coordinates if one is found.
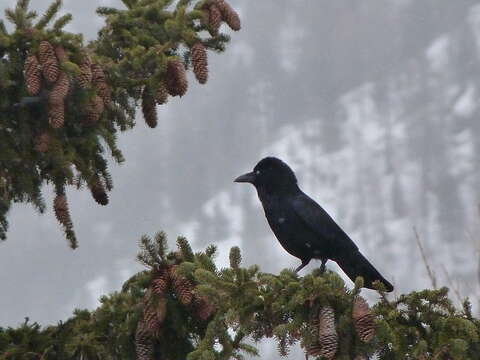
[49,72,70,104]
[76,64,92,89]
[166,59,188,97]
[90,179,108,205]
[306,310,321,357]
[142,88,158,128]
[152,267,170,296]
[54,194,72,228]
[83,95,104,126]
[91,64,111,105]
[214,0,241,31]
[208,4,222,36]
[155,83,168,105]
[135,320,154,360]
[352,296,375,343]
[48,102,65,128]
[54,46,68,63]
[192,294,215,321]
[24,55,42,96]
[170,266,193,305]
[318,306,338,360]
[34,133,50,153]
[191,42,208,84]
[38,41,56,64]
[42,59,60,84]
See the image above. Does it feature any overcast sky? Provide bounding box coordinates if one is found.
[1,1,480,344]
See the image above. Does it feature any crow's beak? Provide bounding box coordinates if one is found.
[234,171,256,184]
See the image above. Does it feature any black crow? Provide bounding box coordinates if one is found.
[234,157,394,292]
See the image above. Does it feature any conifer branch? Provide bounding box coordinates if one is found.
[35,0,62,30]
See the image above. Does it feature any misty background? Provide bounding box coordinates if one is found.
[1,2,480,353]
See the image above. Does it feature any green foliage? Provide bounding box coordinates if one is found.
[2,234,479,359]
[0,0,238,247]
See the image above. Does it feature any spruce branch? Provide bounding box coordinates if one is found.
[35,0,62,30]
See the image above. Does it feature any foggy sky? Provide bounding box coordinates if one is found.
[1,0,479,342]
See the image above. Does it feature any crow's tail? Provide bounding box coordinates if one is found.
[335,251,394,292]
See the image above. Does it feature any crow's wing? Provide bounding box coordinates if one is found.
[291,191,394,292]
[290,191,359,257]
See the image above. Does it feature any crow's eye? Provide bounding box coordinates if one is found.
[255,170,261,175]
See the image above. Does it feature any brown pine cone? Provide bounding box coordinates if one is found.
[354,355,368,360]
[155,83,168,105]
[152,267,170,295]
[38,40,56,64]
[91,64,106,84]
[135,320,154,360]
[54,46,68,63]
[318,306,338,360]
[166,59,188,97]
[191,42,208,84]
[208,4,222,35]
[83,95,104,126]
[24,55,42,96]
[90,180,108,205]
[170,266,193,305]
[352,296,375,343]
[192,294,215,321]
[306,310,321,356]
[214,0,241,31]
[42,59,60,84]
[94,81,112,106]
[48,102,65,128]
[76,63,92,89]
[34,133,50,153]
[49,72,70,104]
[54,194,71,228]
[142,88,158,128]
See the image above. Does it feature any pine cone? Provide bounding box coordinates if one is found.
[215,0,241,31]
[155,83,168,105]
[54,194,71,228]
[48,102,65,128]
[191,42,208,84]
[90,180,108,205]
[192,295,215,321]
[306,312,321,356]
[42,59,60,84]
[170,266,193,305]
[135,321,153,360]
[24,55,42,96]
[83,95,104,126]
[55,46,68,63]
[318,306,338,360]
[152,268,170,295]
[38,40,55,64]
[352,296,375,343]
[95,81,112,105]
[91,63,106,83]
[208,4,222,35]
[76,63,92,89]
[34,133,50,153]
[49,72,70,104]
[142,88,158,128]
[91,64,111,105]
[166,59,188,97]
[354,356,368,360]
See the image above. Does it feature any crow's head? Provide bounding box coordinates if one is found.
[234,157,298,191]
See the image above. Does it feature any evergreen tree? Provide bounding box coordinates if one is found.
[1,233,479,359]
[0,0,241,247]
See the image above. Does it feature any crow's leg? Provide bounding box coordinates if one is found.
[319,258,328,274]
[295,259,311,273]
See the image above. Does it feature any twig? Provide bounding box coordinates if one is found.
[440,264,462,304]
[413,226,437,289]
